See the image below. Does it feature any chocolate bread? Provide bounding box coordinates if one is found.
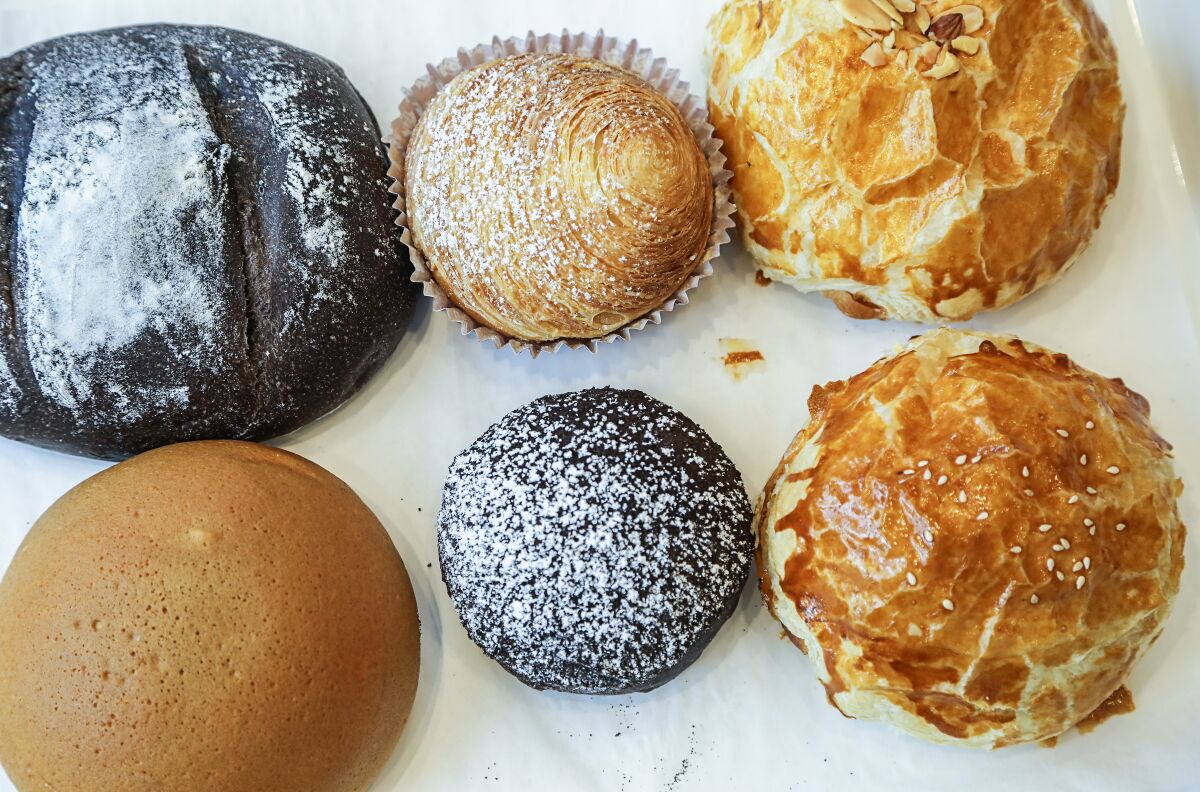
[438,387,753,695]
[0,25,414,459]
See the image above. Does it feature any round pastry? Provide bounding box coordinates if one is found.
[757,328,1184,748]
[705,0,1124,322]
[0,25,414,460]
[438,387,752,694]
[0,441,420,792]
[403,52,714,343]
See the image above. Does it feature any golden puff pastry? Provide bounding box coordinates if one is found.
[757,328,1183,748]
[705,0,1124,322]
[404,53,713,343]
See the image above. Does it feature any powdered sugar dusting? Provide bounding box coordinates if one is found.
[15,36,226,413]
[438,387,752,693]
[405,52,712,342]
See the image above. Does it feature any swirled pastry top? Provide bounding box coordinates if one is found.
[404,53,713,342]
[705,0,1124,322]
[757,328,1184,747]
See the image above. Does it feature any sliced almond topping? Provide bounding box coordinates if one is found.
[952,34,980,54]
[929,11,965,43]
[922,47,960,79]
[860,41,890,67]
[915,39,941,68]
[915,3,932,33]
[835,0,894,31]
[892,0,917,11]
[943,4,985,33]
[869,0,905,24]
[894,48,909,68]
[895,29,928,48]
[882,30,897,51]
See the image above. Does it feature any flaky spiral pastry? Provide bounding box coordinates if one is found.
[404,53,714,342]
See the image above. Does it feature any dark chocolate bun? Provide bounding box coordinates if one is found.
[0,25,413,460]
[437,387,753,695]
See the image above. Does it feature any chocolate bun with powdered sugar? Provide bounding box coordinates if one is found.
[0,25,413,459]
[437,387,753,695]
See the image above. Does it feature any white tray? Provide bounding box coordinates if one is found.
[1,1,1198,790]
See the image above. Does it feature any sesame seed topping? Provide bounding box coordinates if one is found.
[1052,543,1063,552]
[942,599,954,611]
[1046,558,1055,571]
[1083,556,1091,570]
[958,491,967,503]
[1089,526,1097,536]
[1086,486,1097,495]
[1083,517,1094,527]
[1056,428,1070,438]
[1072,561,1083,572]
[936,474,948,486]
[1056,571,1065,581]
[1019,489,1031,497]
[918,460,929,468]
[1060,538,1070,550]
[955,455,967,465]
[923,530,934,543]
[1011,546,1022,554]
[1079,454,1088,466]
[1106,466,1121,475]
[1076,575,1086,590]
[1022,466,1030,478]
[1086,421,1095,430]
[923,469,931,480]
[1030,594,1040,604]
[902,468,915,475]
[971,455,982,464]
[906,572,918,586]
[1116,523,1127,532]
[1068,495,1080,504]
[1038,524,1052,532]
[976,511,989,521]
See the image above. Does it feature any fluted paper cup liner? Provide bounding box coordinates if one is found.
[386,29,736,357]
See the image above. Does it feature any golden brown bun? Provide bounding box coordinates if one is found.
[756,329,1184,747]
[404,52,713,342]
[705,0,1124,322]
[0,441,420,792]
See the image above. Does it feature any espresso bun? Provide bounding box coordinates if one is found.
[705,0,1123,322]
[757,328,1183,747]
[0,441,420,792]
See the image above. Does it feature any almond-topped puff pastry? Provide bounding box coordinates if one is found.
[402,52,714,344]
[756,328,1184,748]
[705,0,1124,322]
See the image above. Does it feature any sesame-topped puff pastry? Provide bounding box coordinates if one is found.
[757,328,1184,747]
[705,0,1124,322]
[402,52,715,344]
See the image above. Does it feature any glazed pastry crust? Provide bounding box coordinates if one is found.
[756,328,1184,747]
[404,53,713,342]
[705,0,1124,322]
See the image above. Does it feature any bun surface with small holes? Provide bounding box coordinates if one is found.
[756,328,1183,747]
[0,440,420,792]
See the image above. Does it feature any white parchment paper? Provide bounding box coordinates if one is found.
[0,1,1197,790]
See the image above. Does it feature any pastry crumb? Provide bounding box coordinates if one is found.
[719,338,766,380]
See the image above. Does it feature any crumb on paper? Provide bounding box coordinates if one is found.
[754,270,772,287]
[719,338,766,380]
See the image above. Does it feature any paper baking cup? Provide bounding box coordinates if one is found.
[386,29,736,357]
